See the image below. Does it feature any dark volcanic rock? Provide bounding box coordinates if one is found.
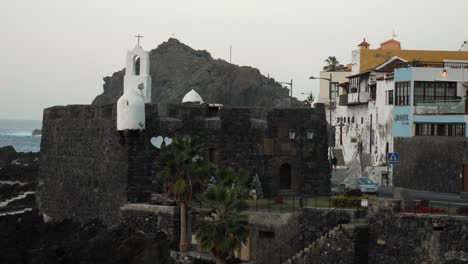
[0,146,39,182]
[93,38,299,107]
[32,129,42,136]
[0,210,172,264]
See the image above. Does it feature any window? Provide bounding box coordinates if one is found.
[415,123,465,137]
[413,81,457,103]
[395,82,410,106]
[361,117,364,124]
[330,83,338,99]
[352,117,355,123]
[386,90,394,105]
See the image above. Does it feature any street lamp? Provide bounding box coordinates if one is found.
[279,79,292,97]
[309,74,339,161]
[289,128,314,207]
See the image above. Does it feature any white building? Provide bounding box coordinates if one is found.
[333,56,405,185]
[117,44,152,131]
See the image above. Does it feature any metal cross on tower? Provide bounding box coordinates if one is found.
[134,34,144,46]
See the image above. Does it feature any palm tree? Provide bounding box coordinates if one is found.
[323,56,343,72]
[303,92,316,106]
[158,135,210,253]
[195,169,250,264]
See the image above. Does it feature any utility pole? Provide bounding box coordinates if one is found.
[229,45,232,105]
[279,79,293,105]
[329,73,333,160]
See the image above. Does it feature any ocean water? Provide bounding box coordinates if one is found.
[0,120,42,153]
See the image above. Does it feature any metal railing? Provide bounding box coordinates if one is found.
[414,99,466,115]
[396,61,468,69]
[195,195,336,214]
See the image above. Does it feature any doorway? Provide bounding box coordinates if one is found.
[279,163,292,190]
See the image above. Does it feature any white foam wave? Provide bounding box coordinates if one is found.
[0,132,39,137]
[0,191,35,208]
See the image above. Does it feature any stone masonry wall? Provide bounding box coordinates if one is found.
[369,209,468,264]
[39,103,329,224]
[38,104,128,225]
[290,223,368,264]
[393,137,465,194]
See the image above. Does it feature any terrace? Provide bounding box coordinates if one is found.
[396,60,468,69]
[414,99,468,115]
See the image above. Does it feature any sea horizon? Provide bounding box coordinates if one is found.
[0,119,42,153]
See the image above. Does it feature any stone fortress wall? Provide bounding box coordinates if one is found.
[38,103,330,225]
[393,137,465,194]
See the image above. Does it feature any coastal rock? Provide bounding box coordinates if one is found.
[93,38,300,107]
[0,146,39,182]
[32,129,42,136]
[0,210,172,264]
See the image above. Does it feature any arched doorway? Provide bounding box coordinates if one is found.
[279,163,291,190]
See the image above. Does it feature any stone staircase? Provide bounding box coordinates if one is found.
[332,148,345,166]
[360,153,372,172]
[283,220,368,264]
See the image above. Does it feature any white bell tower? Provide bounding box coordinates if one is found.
[116,35,151,131]
[123,35,152,102]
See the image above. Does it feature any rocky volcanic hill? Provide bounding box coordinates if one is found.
[93,38,299,106]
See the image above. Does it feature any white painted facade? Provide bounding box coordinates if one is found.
[117,86,146,130]
[182,89,204,104]
[351,49,360,74]
[333,70,394,186]
[117,45,151,131]
[318,71,351,103]
[124,45,152,103]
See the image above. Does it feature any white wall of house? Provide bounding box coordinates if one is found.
[319,71,351,103]
[371,78,394,166]
[334,72,394,185]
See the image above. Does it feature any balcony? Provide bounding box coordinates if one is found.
[338,92,371,106]
[396,61,468,69]
[414,100,467,115]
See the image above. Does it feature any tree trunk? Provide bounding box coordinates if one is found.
[186,207,192,251]
[215,257,226,264]
[179,203,188,253]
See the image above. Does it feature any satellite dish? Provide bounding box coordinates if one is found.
[151,136,164,149]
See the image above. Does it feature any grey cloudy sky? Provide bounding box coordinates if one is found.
[1,0,467,120]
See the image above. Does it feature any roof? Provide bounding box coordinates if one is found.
[182,89,204,104]
[346,70,372,79]
[358,38,370,47]
[358,49,468,73]
[374,56,407,72]
[380,38,400,46]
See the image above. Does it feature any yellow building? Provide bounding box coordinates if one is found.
[354,38,468,73]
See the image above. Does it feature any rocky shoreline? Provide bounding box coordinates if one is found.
[0,146,173,264]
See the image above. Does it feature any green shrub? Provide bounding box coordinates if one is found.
[331,194,374,208]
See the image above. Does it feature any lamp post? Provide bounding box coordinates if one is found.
[309,74,339,162]
[279,79,292,97]
[288,128,314,207]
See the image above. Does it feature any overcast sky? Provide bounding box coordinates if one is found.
[1,0,467,120]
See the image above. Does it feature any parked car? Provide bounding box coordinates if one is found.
[356,177,378,194]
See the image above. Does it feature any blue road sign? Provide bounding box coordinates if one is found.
[387,152,399,164]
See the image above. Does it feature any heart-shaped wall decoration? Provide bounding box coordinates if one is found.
[164,137,173,146]
[150,136,164,149]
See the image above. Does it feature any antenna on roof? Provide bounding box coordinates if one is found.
[392,29,398,39]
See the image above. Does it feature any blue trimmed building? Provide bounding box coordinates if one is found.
[392,61,468,195]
